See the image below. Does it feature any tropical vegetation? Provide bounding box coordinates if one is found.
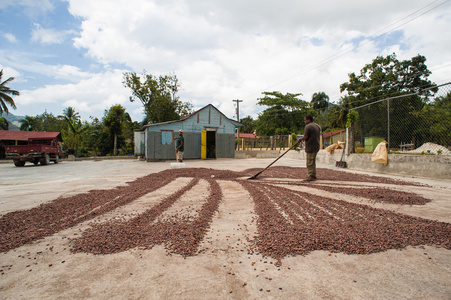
[2,53,448,156]
[0,69,19,115]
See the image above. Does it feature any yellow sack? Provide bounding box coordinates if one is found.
[371,141,388,165]
[325,144,338,153]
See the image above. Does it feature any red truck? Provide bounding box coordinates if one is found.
[5,137,63,167]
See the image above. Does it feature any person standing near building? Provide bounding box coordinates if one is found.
[175,129,184,162]
[297,115,321,181]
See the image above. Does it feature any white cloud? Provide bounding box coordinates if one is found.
[0,0,54,18]
[65,0,451,120]
[5,0,451,123]
[31,23,76,45]
[2,32,17,43]
[0,50,91,83]
[15,70,143,121]
[0,65,21,79]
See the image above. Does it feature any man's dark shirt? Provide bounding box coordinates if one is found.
[304,122,321,153]
[176,136,184,152]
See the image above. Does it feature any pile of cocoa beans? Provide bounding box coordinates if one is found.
[1,167,448,260]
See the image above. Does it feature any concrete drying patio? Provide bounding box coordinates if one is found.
[1,158,450,299]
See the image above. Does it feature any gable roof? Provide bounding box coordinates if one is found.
[0,130,62,142]
[235,133,259,138]
[140,104,243,131]
[322,129,345,138]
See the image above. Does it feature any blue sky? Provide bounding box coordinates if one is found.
[1,0,450,123]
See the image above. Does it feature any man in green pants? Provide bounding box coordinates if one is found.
[297,115,321,181]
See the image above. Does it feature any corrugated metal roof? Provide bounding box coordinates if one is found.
[322,129,345,138]
[0,130,62,141]
[140,104,243,131]
[235,133,258,138]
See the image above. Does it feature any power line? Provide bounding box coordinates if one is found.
[249,0,449,98]
[248,81,449,119]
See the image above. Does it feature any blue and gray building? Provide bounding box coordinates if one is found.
[135,104,243,161]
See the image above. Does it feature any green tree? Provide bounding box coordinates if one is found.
[239,116,255,133]
[311,92,329,113]
[122,120,141,155]
[339,53,437,147]
[416,92,451,147]
[254,91,313,136]
[123,71,192,123]
[80,117,110,156]
[0,69,19,115]
[326,100,349,129]
[20,116,37,131]
[346,110,359,154]
[103,104,130,155]
[62,106,80,124]
[17,111,66,132]
[0,117,8,130]
[61,107,85,156]
[34,111,66,132]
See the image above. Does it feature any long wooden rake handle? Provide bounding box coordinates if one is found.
[248,143,298,179]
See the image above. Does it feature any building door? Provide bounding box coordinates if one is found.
[206,130,216,158]
[201,128,217,159]
[201,130,207,159]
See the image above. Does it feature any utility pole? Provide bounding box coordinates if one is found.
[233,99,243,139]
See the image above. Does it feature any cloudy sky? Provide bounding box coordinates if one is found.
[1,0,450,123]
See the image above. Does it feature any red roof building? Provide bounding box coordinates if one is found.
[234,133,258,139]
[0,131,62,158]
[322,129,345,146]
[0,130,61,142]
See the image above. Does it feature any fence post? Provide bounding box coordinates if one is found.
[345,127,351,155]
[387,98,390,153]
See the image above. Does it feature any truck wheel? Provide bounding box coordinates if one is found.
[14,160,25,167]
[53,155,59,164]
[40,154,50,165]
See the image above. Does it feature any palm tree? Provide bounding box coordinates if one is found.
[61,107,84,156]
[62,106,80,123]
[20,116,36,131]
[329,106,348,128]
[0,117,8,130]
[65,119,86,156]
[311,92,329,114]
[0,69,20,114]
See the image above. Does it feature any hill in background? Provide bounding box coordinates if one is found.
[0,113,24,131]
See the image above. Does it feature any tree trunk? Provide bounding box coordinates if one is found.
[113,133,117,156]
[348,124,355,154]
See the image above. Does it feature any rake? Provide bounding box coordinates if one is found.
[248,143,298,179]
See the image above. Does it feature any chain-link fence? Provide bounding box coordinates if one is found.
[349,82,451,155]
[236,134,293,150]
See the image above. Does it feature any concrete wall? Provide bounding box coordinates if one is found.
[234,150,282,159]
[146,131,201,160]
[347,153,451,179]
[216,133,236,158]
[235,149,451,179]
[134,132,145,156]
[145,131,236,160]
